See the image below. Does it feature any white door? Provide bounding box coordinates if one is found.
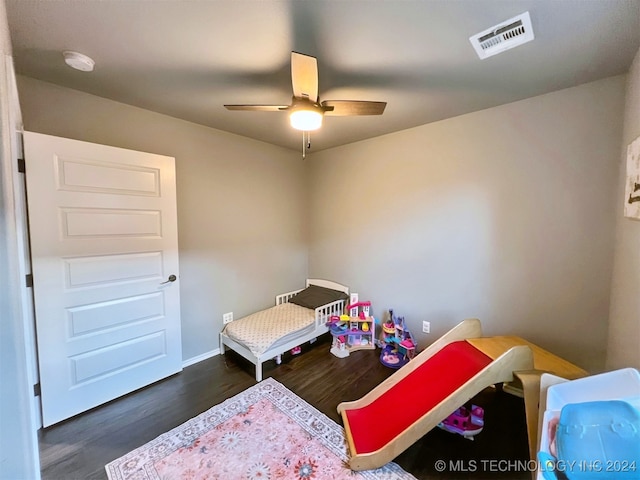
[24,132,182,427]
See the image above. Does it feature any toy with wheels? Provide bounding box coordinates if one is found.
[438,404,484,440]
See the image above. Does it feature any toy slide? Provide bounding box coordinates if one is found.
[337,319,535,471]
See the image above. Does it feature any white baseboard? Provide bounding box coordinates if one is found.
[182,348,220,368]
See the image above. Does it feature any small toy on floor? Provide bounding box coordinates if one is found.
[438,404,484,440]
[290,346,302,355]
[379,309,417,369]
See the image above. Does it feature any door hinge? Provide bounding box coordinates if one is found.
[25,273,33,287]
[33,383,41,397]
[17,131,25,173]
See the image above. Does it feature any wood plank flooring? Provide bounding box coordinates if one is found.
[39,335,531,479]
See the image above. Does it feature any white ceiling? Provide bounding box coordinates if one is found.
[6,0,640,153]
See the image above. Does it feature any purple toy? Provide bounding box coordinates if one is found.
[438,405,484,440]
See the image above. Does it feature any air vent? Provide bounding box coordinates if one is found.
[469,11,534,59]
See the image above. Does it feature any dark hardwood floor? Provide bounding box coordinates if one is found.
[39,335,531,479]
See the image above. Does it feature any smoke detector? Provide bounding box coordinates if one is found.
[63,51,95,72]
[469,11,534,60]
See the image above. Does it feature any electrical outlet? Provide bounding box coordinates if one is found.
[223,312,233,324]
[422,321,430,334]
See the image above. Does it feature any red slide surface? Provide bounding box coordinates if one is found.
[344,340,492,454]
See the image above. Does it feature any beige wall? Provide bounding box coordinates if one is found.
[607,47,640,370]
[308,76,626,372]
[15,72,634,373]
[17,75,307,361]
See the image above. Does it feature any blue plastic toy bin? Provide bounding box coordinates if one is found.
[537,368,640,480]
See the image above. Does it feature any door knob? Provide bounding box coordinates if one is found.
[160,274,177,285]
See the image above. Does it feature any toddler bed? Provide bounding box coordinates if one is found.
[220,279,349,381]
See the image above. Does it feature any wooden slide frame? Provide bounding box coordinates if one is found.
[337,319,535,471]
[467,335,588,469]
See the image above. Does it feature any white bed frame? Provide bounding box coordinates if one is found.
[219,279,349,382]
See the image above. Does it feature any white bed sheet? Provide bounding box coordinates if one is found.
[222,302,315,357]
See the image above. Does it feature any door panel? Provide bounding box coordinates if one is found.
[24,132,182,427]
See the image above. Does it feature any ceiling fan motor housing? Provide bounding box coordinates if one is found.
[288,98,323,131]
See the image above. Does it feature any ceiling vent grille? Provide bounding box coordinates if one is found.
[469,11,534,59]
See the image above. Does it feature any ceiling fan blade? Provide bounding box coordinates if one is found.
[291,52,318,103]
[322,100,386,116]
[224,104,288,112]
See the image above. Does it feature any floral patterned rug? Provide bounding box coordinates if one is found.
[105,378,417,480]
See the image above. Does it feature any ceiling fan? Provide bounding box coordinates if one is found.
[224,52,387,133]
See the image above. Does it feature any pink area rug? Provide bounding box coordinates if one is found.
[105,378,416,479]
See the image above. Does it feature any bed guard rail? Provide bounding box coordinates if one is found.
[275,289,304,305]
[315,299,347,327]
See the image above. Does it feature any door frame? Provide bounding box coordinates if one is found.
[0,53,41,478]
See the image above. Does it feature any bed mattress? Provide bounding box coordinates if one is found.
[222,302,316,357]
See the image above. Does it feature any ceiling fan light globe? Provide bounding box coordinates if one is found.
[290,110,323,131]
